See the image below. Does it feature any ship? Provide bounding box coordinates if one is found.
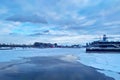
[86,35,120,52]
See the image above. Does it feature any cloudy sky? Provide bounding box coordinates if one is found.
[0,0,120,44]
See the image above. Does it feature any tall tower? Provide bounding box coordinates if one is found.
[103,34,107,42]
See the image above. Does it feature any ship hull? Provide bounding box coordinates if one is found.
[86,48,120,53]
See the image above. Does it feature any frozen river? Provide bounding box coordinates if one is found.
[0,48,120,80]
[0,48,85,62]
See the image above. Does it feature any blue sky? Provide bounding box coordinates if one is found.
[0,0,120,44]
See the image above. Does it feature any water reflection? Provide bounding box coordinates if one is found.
[0,56,114,80]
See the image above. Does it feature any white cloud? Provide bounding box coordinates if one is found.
[81,20,96,26]
[103,21,120,26]
[0,0,120,44]
[0,21,21,35]
[12,0,101,25]
[50,35,99,44]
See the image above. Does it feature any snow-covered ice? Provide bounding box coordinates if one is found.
[0,48,120,80]
[77,50,120,80]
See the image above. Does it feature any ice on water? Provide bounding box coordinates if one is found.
[0,48,120,80]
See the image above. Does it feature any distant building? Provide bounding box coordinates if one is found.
[33,42,56,48]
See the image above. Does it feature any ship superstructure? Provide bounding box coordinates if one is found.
[86,35,120,52]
